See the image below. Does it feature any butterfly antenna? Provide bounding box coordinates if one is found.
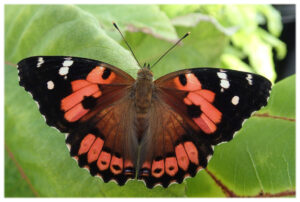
[113,22,142,68]
[150,32,190,69]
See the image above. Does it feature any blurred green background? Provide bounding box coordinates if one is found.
[5,4,295,197]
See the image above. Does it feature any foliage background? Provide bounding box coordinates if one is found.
[5,5,295,197]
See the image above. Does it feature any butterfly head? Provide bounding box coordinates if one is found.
[137,67,153,81]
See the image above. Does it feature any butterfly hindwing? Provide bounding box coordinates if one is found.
[65,94,138,185]
[138,98,213,188]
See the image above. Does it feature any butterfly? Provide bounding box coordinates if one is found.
[17,25,272,188]
[17,55,271,188]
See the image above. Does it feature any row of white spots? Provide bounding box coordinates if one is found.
[37,57,44,68]
[217,71,230,92]
[246,74,253,85]
[46,58,74,90]
[59,58,74,78]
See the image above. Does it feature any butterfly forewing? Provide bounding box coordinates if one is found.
[155,68,272,145]
[18,56,134,132]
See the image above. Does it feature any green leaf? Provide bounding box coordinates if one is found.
[123,16,229,79]
[257,28,287,60]
[197,5,286,82]
[5,4,293,197]
[5,5,139,76]
[159,5,201,19]
[221,54,253,73]
[78,5,178,42]
[207,75,295,196]
[231,31,276,82]
[259,75,295,119]
[5,148,36,197]
[185,171,225,197]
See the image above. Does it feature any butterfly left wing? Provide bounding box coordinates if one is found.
[18,56,138,185]
[137,68,271,188]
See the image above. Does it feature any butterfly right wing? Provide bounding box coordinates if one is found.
[137,68,271,188]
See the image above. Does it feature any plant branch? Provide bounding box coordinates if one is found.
[205,169,295,197]
[254,113,295,122]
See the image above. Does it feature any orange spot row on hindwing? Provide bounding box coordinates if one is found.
[183,141,199,165]
[110,156,123,175]
[165,157,178,177]
[86,66,116,84]
[78,140,200,178]
[151,159,164,178]
[87,137,104,163]
[78,134,96,155]
[78,133,134,175]
[143,142,200,178]
[175,144,190,171]
[97,151,111,171]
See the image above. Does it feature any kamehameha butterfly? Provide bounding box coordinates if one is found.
[17,23,271,188]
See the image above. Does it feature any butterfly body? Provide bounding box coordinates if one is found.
[134,67,153,142]
[18,56,272,188]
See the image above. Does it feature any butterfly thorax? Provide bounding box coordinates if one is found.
[134,68,154,141]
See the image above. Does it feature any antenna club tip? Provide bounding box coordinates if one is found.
[112,22,118,28]
[182,32,191,39]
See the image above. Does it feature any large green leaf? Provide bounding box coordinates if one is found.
[5,4,294,197]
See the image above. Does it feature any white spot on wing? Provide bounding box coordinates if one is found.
[220,79,230,89]
[218,70,230,92]
[63,60,73,67]
[246,74,253,85]
[47,80,54,90]
[59,66,69,76]
[231,96,239,105]
[217,72,227,79]
[37,57,44,68]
